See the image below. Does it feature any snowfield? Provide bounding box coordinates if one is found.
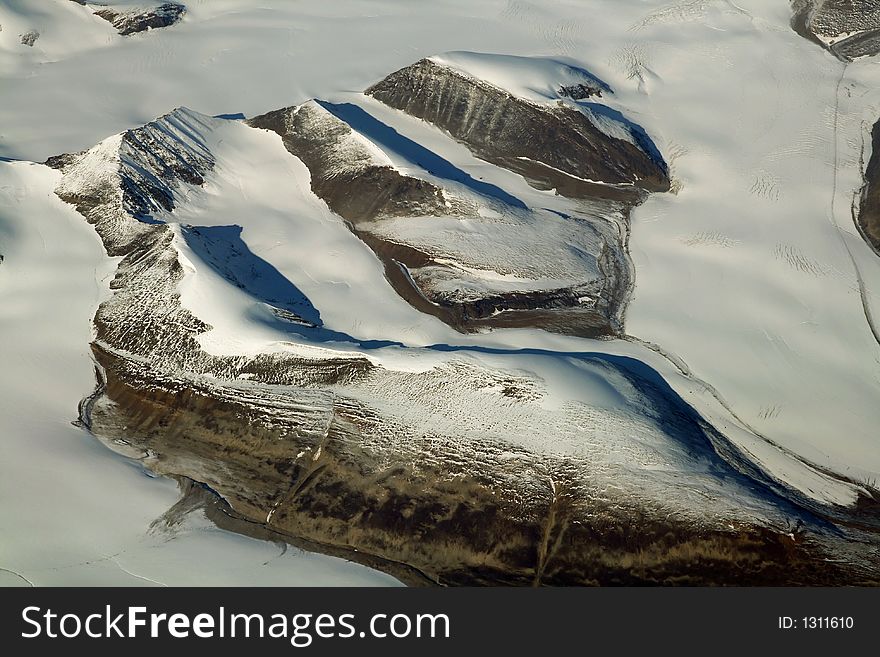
[2,0,880,583]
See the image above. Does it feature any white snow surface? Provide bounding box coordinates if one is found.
[166,112,451,350]
[3,0,880,580]
[0,161,398,586]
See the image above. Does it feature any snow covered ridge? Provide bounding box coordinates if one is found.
[244,53,677,338]
[70,1,186,36]
[4,0,880,586]
[39,101,875,584]
[429,52,612,103]
[46,107,367,377]
[0,158,394,587]
[366,54,669,199]
[249,102,456,222]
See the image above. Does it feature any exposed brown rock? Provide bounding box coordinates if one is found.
[92,2,185,36]
[859,119,880,253]
[89,345,868,586]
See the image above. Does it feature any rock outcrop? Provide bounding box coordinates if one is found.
[859,119,880,253]
[19,29,38,46]
[366,58,669,200]
[71,1,185,36]
[43,103,872,586]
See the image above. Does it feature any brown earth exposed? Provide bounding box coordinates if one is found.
[248,105,624,337]
[45,95,880,589]
[355,231,616,337]
[70,1,186,36]
[87,344,872,586]
[248,107,452,222]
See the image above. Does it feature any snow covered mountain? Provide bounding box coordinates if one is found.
[41,103,814,585]
[248,60,660,337]
[366,54,669,196]
[2,0,880,586]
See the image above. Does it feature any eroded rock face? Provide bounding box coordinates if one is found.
[96,4,185,36]
[249,102,454,222]
[89,344,856,586]
[46,108,367,378]
[559,83,604,100]
[366,58,669,199]
[19,30,39,47]
[47,107,213,257]
[792,0,880,60]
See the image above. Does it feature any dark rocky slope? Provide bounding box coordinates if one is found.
[791,0,880,60]
[70,1,185,36]
[89,344,865,586]
[250,104,453,222]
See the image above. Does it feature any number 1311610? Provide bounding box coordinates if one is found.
[778,616,854,630]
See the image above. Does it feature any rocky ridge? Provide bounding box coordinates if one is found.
[792,0,880,60]
[70,1,186,36]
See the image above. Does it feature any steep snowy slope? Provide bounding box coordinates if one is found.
[0,0,110,64]
[249,95,631,337]
[47,108,371,378]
